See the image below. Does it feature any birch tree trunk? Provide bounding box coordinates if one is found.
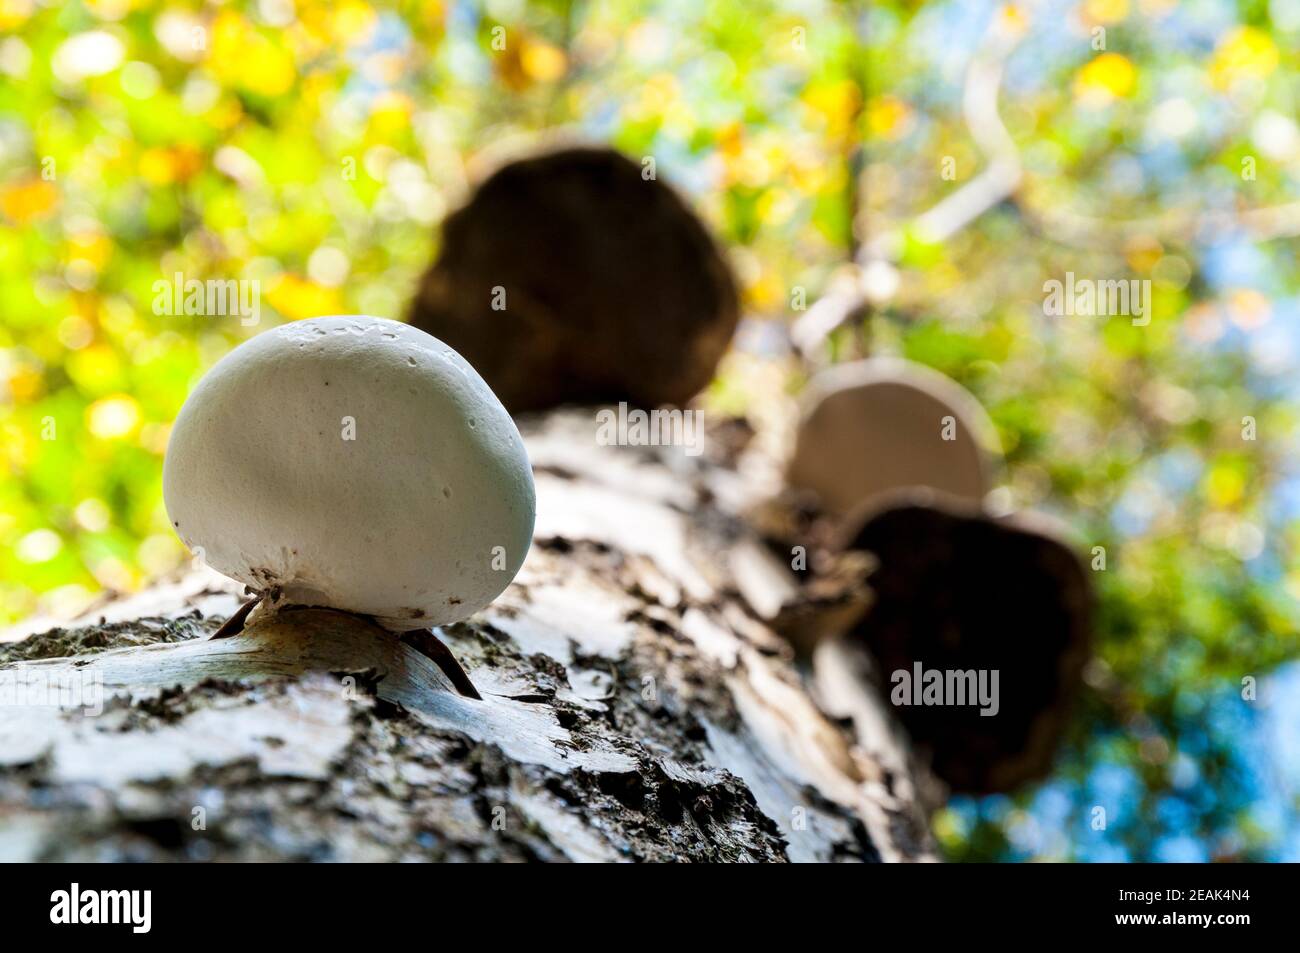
[0,410,934,863]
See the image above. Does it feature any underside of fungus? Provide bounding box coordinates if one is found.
[788,358,1002,518]
[836,495,1093,793]
[212,594,482,699]
[408,145,740,413]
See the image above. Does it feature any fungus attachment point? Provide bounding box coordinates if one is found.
[165,315,536,699]
[210,594,263,640]
[399,629,483,700]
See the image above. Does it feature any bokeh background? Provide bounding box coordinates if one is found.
[2,0,1298,861]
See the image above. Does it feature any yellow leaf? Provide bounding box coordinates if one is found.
[866,95,911,141]
[1210,27,1278,89]
[1,178,59,224]
[631,72,679,118]
[244,40,296,96]
[211,11,296,97]
[745,266,784,311]
[67,231,112,270]
[1074,52,1136,104]
[67,344,123,395]
[806,81,861,141]
[716,122,744,159]
[211,98,244,130]
[998,4,1029,37]
[1123,235,1162,273]
[368,90,413,138]
[331,0,378,45]
[1204,462,1244,508]
[521,39,567,83]
[267,275,341,320]
[494,34,531,92]
[789,153,827,193]
[723,141,772,188]
[138,145,203,186]
[210,10,248,62]
[420,0,446,32]
[6,365,43,403]
[1082,0,1128,25]
[0,0,33,31]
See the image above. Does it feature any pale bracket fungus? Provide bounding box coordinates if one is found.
[787,357,1002,518]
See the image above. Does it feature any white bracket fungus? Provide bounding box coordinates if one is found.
[163,315,536,697]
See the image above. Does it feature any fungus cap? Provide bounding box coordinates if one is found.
[787,358,1002,517]
[163,316,535,629]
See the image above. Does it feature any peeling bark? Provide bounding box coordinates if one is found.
[0,411,934,863]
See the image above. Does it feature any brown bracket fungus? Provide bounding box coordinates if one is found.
[833,496,1093,794]
[163,315,537,698]
[787,358,1001,518]
[778,358,1091,794]
[407,145,740,413]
